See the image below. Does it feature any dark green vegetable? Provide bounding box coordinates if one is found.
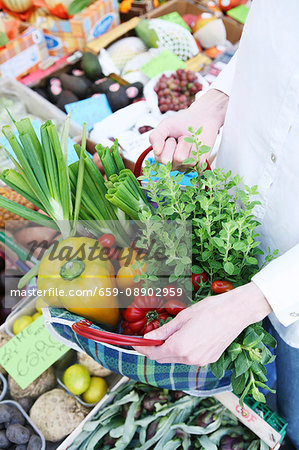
[60,73,90,99]
[81,52,103,81]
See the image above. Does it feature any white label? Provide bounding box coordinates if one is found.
[0,45,41,78]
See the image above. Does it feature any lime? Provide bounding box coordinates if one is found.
[82,377,108,404]
[13,315,33,335]
[63,364,90,396]
[32,312,42,321]
[35,297,48,312]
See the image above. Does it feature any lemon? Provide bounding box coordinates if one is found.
[63,364,90,396]
[82,377,108,404]
[35,297,48,312]
[32,312,42,321]
[12,315,33,335]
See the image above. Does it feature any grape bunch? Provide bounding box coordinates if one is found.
[154,69,203,114]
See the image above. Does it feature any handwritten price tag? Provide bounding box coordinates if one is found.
[0,316,69,389]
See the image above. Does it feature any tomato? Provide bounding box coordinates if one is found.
[37,237,119,327]
[162,284,183,300]
[103,247,119,261]
[121,295,170,335]
[192,273,208,292]
[98,233,115,248]
[144,313,171,334]
[212,280,234,294]
[165,299,187,315]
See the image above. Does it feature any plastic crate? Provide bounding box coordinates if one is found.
[244,395,288,443]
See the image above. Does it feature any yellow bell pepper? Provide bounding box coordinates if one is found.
[37,237,119,327]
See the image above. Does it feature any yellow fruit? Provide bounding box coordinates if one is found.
[13,315,33,335]
[82,377,108,404]
[35,297,48,312]
[37,237,119,327]
[63,364,90,396]
[119,247,137,267]
[116,266,139,290]
[32,312,42,321]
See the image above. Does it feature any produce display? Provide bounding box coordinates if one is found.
[36,52,144,114]
[69,380,268,449]
[154,69,203,113]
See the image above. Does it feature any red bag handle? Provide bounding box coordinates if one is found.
[133,145,211,179]
[72,320,164,346]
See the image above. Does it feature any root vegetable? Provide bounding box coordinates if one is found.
[9,367,56,399]
[6,423,30,444]
[77,352,112,377]
[27,434,43,450]
[0,429,10,448]
[30,388,89,442]
[0,404,13,423]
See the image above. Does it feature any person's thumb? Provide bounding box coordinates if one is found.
[144,315,184,341]
[150,120,173,156]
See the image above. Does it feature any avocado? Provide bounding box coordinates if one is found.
[91,77,114,94]
[105,83,130,112]
[47,77,63,103]
[81,52,103,81]
[125,81,144,101]
[56,90,79,112]
[60,73,90,99]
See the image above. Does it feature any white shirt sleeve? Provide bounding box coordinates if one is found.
[210,52,238,97]
[252,243,299,327]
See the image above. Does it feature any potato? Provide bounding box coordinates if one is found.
[6,423,30,445]
[9,366,56,399]
[30,388,89,442]
[0,331,11,375]
[77,352,112,377]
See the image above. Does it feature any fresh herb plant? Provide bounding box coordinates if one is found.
[139,127,277,404]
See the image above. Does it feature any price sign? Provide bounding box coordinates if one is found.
[0,316,69,389]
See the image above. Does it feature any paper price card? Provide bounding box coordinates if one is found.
[0,316,69,389]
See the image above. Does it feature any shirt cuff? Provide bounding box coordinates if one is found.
[252,243,299,327]
[210,52,238,97]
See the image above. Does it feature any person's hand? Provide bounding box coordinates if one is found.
[134,282,272,365]
[149,89,229,171]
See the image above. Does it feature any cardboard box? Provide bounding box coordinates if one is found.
[0,27,49,80]
[87,0,243,54]
[40,0,120,57]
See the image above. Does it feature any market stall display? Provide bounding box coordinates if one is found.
[0,0,291,447]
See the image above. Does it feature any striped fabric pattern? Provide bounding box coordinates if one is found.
[46,307,232,394]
